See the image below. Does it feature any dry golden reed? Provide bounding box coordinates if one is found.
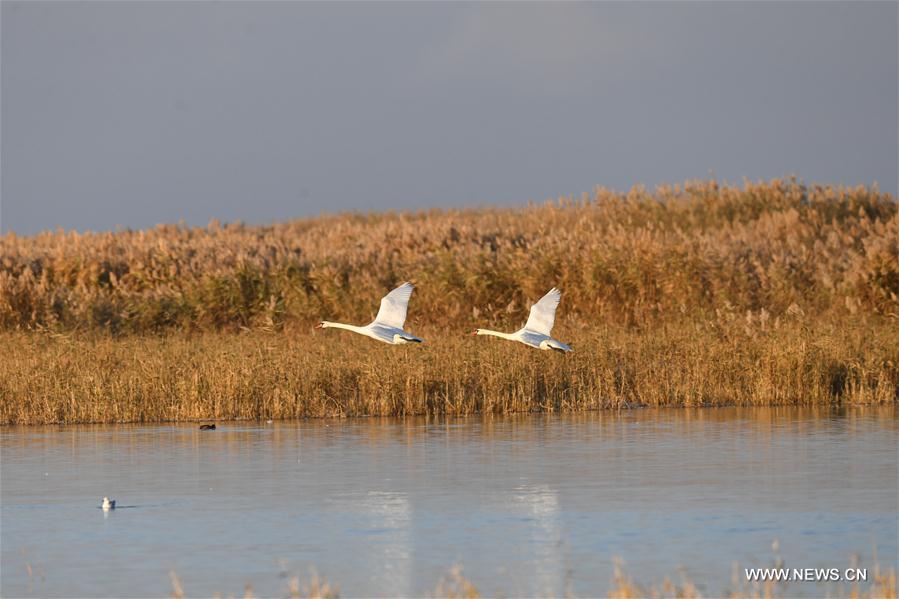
[2,178,896,332]
[1,318,895,425]
[607,560,896,599]
[169,560,896,599]
[1,179,896,424]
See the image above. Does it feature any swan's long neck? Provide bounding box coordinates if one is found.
[321,321,367,335]
[476,329,516,340]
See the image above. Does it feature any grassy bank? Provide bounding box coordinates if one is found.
[2,316,895,425]
[1,179,896,424]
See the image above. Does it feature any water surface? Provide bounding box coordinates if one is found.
[2,407,896,597]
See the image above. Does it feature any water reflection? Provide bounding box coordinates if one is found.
[331,490,412,595]
[1,406,896,598]
[5,405,895,456]
[512,484,565,596]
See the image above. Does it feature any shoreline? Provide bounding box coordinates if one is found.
[2,403,894,429]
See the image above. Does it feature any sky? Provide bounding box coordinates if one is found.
[1,1,897,235]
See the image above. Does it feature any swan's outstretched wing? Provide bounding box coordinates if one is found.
[523,287,561,335]
[373,282,414,329]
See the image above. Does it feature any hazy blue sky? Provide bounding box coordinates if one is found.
[2,1,896,235]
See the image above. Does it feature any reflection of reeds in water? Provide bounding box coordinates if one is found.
[0,179,896,424]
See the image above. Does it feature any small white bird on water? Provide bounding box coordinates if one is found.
[101,497,116,511]
[316,282,424,345]
[472,287,572,353]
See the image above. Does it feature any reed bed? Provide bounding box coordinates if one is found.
[2,179,896,333]
[1,179,896,424]
[1,300,895,425]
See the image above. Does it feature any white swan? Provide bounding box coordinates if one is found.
[472,287,572,352]
[101,497,116,510]
[316,282,424,345]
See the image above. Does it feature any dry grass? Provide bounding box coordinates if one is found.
[1,316,895,425]
[0,179,896,424]
[608,561,897,599]
[167,561,897,599]
[2,179,896,333]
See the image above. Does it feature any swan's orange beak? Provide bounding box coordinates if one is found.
[470,329,478,336]
[315,322,324,329]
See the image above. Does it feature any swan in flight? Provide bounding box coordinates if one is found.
[472,288,571,353]
[316,282,424,345]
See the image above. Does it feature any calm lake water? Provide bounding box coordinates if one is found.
[2,407,896,598]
